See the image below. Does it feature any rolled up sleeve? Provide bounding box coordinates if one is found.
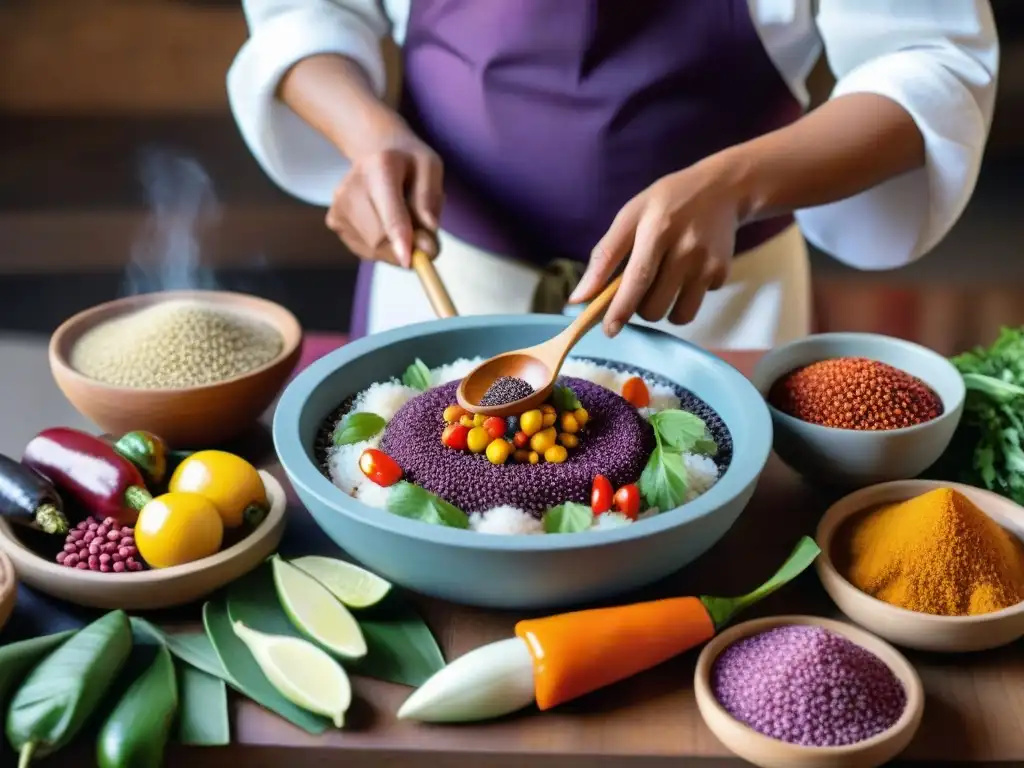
[797,0,999,270]
[227,1,391,206]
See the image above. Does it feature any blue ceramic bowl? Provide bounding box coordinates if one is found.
[273,316,772,610]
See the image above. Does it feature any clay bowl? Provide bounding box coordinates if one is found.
[695,615,924,768]
[816,479,1024,652]
[0,471,286,611]
[749,333,964,488]
[49,290,302,448]
[0,551,15,633]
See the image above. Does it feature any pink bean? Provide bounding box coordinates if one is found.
[64,553,79,567]
[100,564,111,573]
[112,561,125,573]
[76,561,88,570]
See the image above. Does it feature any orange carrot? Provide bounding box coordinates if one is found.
[516,596,713,709]
[514,536,820,711]
[621,377,651,408]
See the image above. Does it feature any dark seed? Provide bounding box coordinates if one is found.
[480,376,535,407]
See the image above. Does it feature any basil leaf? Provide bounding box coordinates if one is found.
[543,502,593,533]
[402,358,432,391]
[387,481,469,529]
[333,412,386,446]
[176,664,230,746]
[639,446,688,511]
[0,631,75,714]
[649,410,716,455]
[227,563,445,688]
[551,384,582,412]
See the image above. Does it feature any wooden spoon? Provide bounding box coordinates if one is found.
[456,275,623,416]
[410,229,457,319]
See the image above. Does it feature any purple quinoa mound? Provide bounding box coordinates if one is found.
[378,376,655,515]
[711,626,906,748]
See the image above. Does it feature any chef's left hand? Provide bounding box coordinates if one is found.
[569,155,742,337]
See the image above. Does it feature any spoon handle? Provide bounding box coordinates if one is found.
[557,275,623,346]
[411,230,458,319]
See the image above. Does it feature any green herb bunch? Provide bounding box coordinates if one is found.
[936,327,1024,503]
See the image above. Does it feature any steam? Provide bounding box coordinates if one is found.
[123,148,221,296]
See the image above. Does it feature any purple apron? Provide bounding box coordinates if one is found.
[350,0,803,338]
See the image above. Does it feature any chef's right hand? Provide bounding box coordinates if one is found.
[325,127,444,268]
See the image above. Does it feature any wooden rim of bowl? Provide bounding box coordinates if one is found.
[0,471,286,583]
[694,615,924,758]
[48,290,303,395]
[0,549,15,599]
[815,479,1024,625]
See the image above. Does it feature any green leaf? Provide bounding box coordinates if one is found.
[227,562,445,687]
[176,664,230,747]
[649,410,716,455]
[0,631,75,714]
[551,384,582,412]
[7,611,133,762]
[131,619,227,681]
[402,358,432,391]
[203,600,329,735]
[387,481,469,529]
[543,502,593,533]
[699,536,820,629]
[333,412,386,446]
[639,446,688,510]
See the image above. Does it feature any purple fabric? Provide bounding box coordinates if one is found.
[351,0,803,339]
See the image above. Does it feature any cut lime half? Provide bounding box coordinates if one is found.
[232,621,351,728]
[272,556,368,659]
[290,555,392,609]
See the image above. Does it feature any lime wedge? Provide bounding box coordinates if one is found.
[272,557,368,659]
[232,621,351,728]
[290,556,393,609]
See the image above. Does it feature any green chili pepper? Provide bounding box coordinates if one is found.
[0,631,76,712]
[113,431,195,489]
[97,645,178,768]
[6,610,132,768]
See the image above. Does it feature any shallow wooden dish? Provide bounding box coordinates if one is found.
[0,471,286,611]
[816,479,1024,652]
[0,551,15,633]
[49,289,302,448]
[695,615,923,768]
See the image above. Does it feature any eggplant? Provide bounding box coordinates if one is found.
[0,454,69,534]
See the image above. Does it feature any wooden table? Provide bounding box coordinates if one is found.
[2,334,1022,767]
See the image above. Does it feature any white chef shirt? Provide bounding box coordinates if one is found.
[227,0,999,271]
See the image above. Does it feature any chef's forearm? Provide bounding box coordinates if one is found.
[724,93,926,224]
[278,54,408,159]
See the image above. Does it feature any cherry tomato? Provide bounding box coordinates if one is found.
[621,377,651,408]
[441,423,469,451]
[613,484,641,520]
[483,416,507,440]
[591,474,613,515]
[358,449,403,487]
[513,431,530,449]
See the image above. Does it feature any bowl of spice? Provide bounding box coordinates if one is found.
[694,615,923,768]
[750,333,964,487]
[49,290,302,447]
[816,479,1024,652]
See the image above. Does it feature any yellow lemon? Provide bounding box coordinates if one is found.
[135,492,224,569]
[169,450,268,528]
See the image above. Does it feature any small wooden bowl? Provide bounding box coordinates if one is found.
[0,551,16,633]
[49,290,302,448]
[0,471,286,611]
[816,479,1024,652]
[695,615,924,768]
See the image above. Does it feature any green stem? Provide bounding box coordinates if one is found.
[243,503,268,528]
[699,536,821,630]
[18,741,37,768]
[34,503,69,535]
[124,485,153,511]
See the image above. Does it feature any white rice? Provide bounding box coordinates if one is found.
[326,357,720,535]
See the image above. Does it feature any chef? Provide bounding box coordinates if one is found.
[227,1,998,348]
